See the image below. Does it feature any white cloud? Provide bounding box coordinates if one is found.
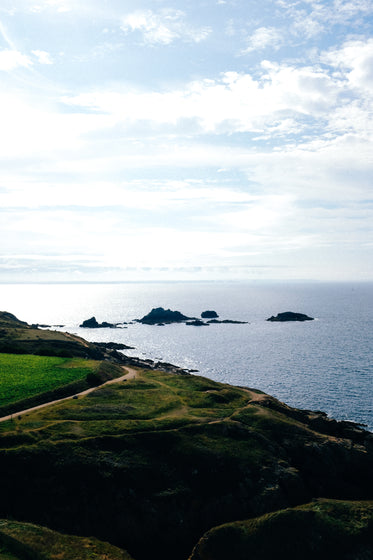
[0,178,259,213]
[0,90,115,159]
[32,50,53,64]
[121,9,211,45]
[1,38,370,195]
[218,195,295,232]
[57,36,373,152]
[322,38,373,91]
[292,10,325,38]
[0,49,32,71]
[243,27,283,53]
[276,0,373,39]
[30,0,72,13]
[0,1,371,282]
[331,0,373,22]
[62,63,343,135]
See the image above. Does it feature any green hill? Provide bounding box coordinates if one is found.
[0,367,372,560]
[0,311,104,359]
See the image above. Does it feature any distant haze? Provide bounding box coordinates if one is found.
[0,1,372,282]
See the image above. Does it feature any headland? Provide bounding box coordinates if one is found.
[0,311,371,560]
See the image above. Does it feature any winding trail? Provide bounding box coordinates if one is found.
[0,366,138,424]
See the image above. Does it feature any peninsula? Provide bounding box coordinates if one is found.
[0,311,371,560]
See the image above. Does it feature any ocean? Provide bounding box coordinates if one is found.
[0,281,372,431]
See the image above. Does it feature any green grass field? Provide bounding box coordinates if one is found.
[0,354,100,408]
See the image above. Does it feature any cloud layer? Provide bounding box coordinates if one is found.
[0,0,372,282]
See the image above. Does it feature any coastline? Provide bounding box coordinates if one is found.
[0,312,372,560]
[1,281,372,431]
[91,340,372,436]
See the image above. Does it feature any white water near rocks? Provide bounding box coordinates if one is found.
[1,281,372,430]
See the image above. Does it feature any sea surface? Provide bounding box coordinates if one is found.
[0,281,372,431]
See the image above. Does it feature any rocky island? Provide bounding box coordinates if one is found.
[137,307,248,326]
[267,311,314,322]
[0,311,371,560]
[136,307,194,324]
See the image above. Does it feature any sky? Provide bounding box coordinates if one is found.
[0,0,372,283]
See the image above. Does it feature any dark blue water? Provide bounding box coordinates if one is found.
[1,282,372,430]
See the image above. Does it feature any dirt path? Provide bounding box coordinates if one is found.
[0,366,138,424]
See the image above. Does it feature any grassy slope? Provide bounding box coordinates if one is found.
[0,520,134,560]
[0,356,124,418]
[0,354,102,407]
[0,308,125,416]
[189,499,373,560]
[0,368,371,560]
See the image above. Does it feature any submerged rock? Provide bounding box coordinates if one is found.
[186,320,208,326]
[267,311,314,322]
[207,319,248,324]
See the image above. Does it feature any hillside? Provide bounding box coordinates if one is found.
[0,311,100,358]
[0,370,372,559]
[0,311,187,373]
[0,311,372,560]
[190,499,373,560]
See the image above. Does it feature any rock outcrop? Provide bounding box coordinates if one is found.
[201,311,219,319]
[79,317,119,328]
[137,307,193,325]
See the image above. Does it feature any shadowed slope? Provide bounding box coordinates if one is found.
[0,520,134,560]
[189,499,373,560]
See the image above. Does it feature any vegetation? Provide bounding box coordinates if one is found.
[0,520,134,560]
[0,543,20,560]
[0,366,371,560]
[0,355,124,418]
[0,354,101,407]
[0,311,105,359]
[190,499,373,560]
